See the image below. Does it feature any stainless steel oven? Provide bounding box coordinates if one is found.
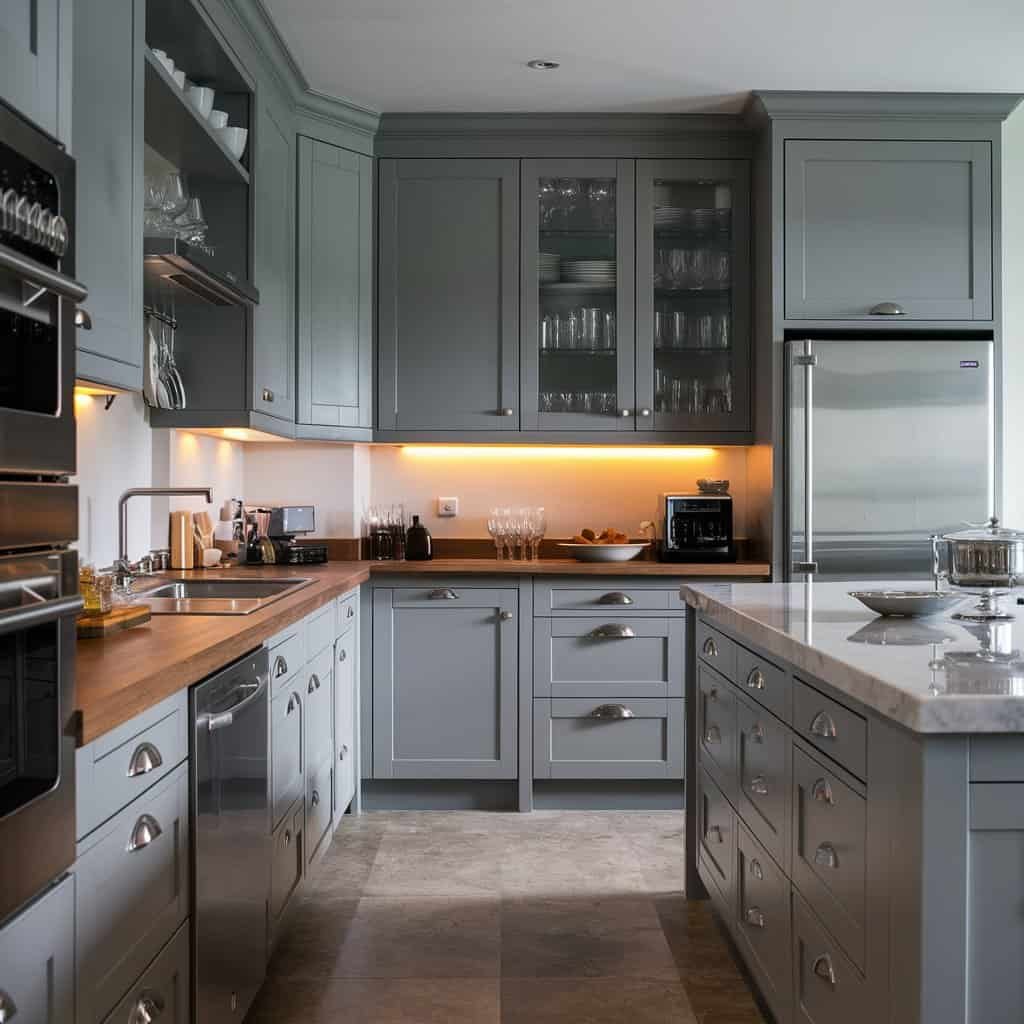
[0,101,85,477]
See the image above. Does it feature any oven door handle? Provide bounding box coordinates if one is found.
[0,593,83,636]
[0,243,88,304]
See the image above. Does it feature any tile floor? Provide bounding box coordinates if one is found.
[246,810,768,1023]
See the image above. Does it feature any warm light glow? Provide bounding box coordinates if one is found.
[185,428,292,443]
[74,391,95,409]
[74,382,128,398]
[400,445,717,461]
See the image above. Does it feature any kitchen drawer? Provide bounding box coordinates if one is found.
[271,683,304,830]
[534,580,674,613]
[533,698,683,779]
[697,765,735,911]
[696,618,737,681]
[76,689,188,840]
[793,678,866,781]
[697,662,738,801]
[306,756,334,869]
[736,693,791,869]
[792,746,866,971]
[76,763,189,1024]
[271,797,304,926]
[736,644,790,724]
[736,823,792,1024]
[534,616,683,699]
[970,735,1024,781]
[307,600,335,658]
[336,590,359,635]
[0,874,74,1024]
[389,582,511,606]
[304,644,335,771]
[100,922,189,1024]
[268,622,305,694]
[793,891,869,1024]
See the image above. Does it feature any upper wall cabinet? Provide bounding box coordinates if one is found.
[295,137,372,438]
[377,158,519,432]
[0,0,68,142]
[73,0,144,391]
[783,139,993,322]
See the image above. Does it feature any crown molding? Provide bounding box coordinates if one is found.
[749,90,1022,122]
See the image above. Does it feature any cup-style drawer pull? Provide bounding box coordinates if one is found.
[707,824,723,844]
[589,623,636,639]
[429,588,459,600]
[500,610,514,621]
[0,988,18,1023]
[590,704,635,720]
[273,654,289,678]
[749,858,764,880]
[746,668,766,691]
[598,591,634,605]
[749,722,765,743]
[704,725,721,745]
[339,648,347,662]
[286,693,299,715]
[127,813,163,853]
[749,775,769,796]
[308,673,321,694]
[311,790,320,807]
[812,953,837,987]
[499,407,514,416]
[262,387,275,402]
[707,686,719,702]
[127,741,163,778]
[339,743,349,761]
[744,907,766,929]
[812,778,835,805]
[814,842,839,869]
[702,637,719,658]
[346,605,355,618]
[810,711,837,739]
[129,991,165,1024]
[869,301,906,316]
[284,829,292,846]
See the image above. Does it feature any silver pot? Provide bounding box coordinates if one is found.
[932,517,1024,590]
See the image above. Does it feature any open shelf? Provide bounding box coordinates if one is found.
[654,287,731,298]
[540,348,616,358]
[541,282,616,295]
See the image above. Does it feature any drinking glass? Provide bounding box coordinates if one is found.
[540,315,554,351]
[174,197,208,245]
[488,507,508,560]
[712,251,731,288]
[557,178,581,230]
[538,178,558,229]
[693,312,714,349]
[528,506,547,560]
[580,308,601,349]
[692,249,713,290]
[672,311,688,349]
[587,180,614,230]
[562,311,579,350]
[161,172,189,220]
[603,312,615,350]
[713,311,730,349]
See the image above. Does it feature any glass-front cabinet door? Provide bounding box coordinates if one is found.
[521,160,635,431]
[636,160,750,434]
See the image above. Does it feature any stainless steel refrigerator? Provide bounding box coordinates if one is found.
[786,337,994,581]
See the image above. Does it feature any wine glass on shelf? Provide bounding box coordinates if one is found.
[488,507,508,561]
[160,172,189,222]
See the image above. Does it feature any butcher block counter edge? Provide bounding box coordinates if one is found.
[365,558,771,576]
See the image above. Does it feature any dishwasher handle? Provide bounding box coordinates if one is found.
[197,677,267,733]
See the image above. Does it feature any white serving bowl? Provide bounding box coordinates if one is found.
[558,542,649,563]
[216,126,248,160]
[208,109,229,130]
[186,85,215,120]
[152,49,174,75]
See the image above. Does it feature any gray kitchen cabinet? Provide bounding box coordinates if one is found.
[306,756,333,868]
[72,0,144,390]
[303,644,334,774]
[101,922,189,1024]
[334,621,357,819]
[270,796,304,943]
[372,585,518,779]
[296,137,373,436]
[696,764,735,917]
[377,158,519,432]
[271,681,303,829]
[783,139,993,321]
[0,874,75,1024]
[0,0,68,141]
[252,79,295,422]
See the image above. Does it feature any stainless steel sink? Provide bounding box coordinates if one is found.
[133,576,313,615]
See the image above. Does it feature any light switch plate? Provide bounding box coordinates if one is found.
[438,496,458,517]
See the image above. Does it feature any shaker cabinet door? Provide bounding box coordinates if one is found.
[0,0,64,140]
[784,139,993,321]
[334,627,357,818]
[377,158,519,431]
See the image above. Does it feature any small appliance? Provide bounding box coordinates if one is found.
[266,505,327,565]
[660,493,735,563]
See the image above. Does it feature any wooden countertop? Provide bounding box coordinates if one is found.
[76,557,769,745]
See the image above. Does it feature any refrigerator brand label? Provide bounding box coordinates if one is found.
[960,360,980,368]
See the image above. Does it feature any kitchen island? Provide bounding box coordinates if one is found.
[682,580,1024,1024]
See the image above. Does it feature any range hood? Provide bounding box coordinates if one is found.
[143,238,259,307]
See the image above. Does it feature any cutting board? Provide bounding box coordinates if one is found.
[77,604,152,638]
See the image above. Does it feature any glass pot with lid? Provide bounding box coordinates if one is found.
[932,517,1024,621]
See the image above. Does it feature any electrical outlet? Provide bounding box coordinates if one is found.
[438,496,458,517]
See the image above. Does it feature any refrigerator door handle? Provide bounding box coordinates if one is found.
[793,347,818,576]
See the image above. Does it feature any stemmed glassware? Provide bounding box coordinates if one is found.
[488,507,546,560]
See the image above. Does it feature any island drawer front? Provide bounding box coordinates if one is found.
[533,698,683,779]
[306,756,334,868]
[76,689,188,841]
[698,765,735,906]
[793,678,867,781]
[696,618,738,681]
[535,581,674,613]
[75,763,189,1024]
[303,644,335,772]
[271,797,305,925]
[336,590,359,636]
[735,645,790,724]
[736,823,792,1023]
[100,922,189,1024]
[698,663,738,801]
[268,624,306,694]
[793,892,868,1024]
[534,617,683,699]
[271,684,304,830]
[792,747,866,971]
[306,600,336,659]
[970,736,1024,781]
[736,695,790,869]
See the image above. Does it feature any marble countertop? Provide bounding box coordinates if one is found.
[682,580,1024,734]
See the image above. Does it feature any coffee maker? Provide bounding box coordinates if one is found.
[659,493,735,562]
[266,506,328,564]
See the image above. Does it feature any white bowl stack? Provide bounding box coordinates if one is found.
[539,252,560,283]
[561,259,616,286]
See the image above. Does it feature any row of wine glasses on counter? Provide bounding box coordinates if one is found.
[539,391,618,415]
[654,247,730,290]
[487,507,547,560]
[538,178,615,232]
[144,172,212,251]
[654,309,730,350]
[540,309,616,351]
[655,369,733,416]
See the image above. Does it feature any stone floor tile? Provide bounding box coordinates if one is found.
[364,831,504,898]
[500,976,698,1024]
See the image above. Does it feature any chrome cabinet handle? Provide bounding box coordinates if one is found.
[129,991,165,1024]
[749,775,769,796]
[75,307,93,330]
[707,824,723,844]
[311,790,320,807]
[638,407,651,417]
[707,686,718,702]
[499,407,514,416]
[704,725,721,745]
[206,711,234,733]
[702,637,719,658]
[339,743,349,761]
[749,858,764,881]
[812,778,835,805]
[308,673,321,694]
[273,655,289,678]
[589,623,636,639]
[598,591,634,605]
[619,408,633,417]
[284,829,292,846]
[814,842,839,869]
[744,907,765,929]
[746,668,766,691]
[0,988,18,1022]
[869,301,906,316]
[286,693,299,715]
[127,741,163,777]
[590,703,635,720]
[749,722,765,743]
[429,588,459,600]
[346,605,355,618]
[339,648,347,662]
[812,953,837,987]
[810,711,837,739]
[500,610,514,621]
[262,387,275,402]
[127,813,163,853]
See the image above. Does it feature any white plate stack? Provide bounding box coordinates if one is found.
[561,259,616,286]
[539,252,560,283]
[654,206,686,231]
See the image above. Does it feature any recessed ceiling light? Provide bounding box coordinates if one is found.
[526,59,560,70]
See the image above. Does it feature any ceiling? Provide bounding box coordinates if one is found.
[261,0,1024,115]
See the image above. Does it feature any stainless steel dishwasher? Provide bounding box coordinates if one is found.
[191,648,270,1022]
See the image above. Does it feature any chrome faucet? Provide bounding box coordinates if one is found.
[115,487,213,585]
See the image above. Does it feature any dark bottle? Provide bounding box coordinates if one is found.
[405,515,433,561]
